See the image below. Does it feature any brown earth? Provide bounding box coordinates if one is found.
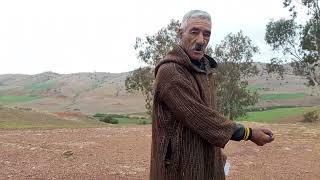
[0,122,319,180]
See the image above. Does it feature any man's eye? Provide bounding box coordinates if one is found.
[204,32,211,37]
[190,31,198,34]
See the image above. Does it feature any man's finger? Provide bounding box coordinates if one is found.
[261,128,273,136]
[263,133,274,143]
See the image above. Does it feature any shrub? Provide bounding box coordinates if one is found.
[99,115,119,124]
[303,110,319,123]
[109,119,119,124]
[138,120,146,125]
[99,116,112,123]
[138,120,151,125]
[110,114,127,118]
[93,113,106,118]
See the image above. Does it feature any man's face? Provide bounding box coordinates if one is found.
[179,17,211,60]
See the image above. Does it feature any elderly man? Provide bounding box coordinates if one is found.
[150,10,274,180]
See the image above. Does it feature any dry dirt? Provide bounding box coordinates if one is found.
[0,122,319,180]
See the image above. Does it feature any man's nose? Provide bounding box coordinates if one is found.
[196,33,204,44]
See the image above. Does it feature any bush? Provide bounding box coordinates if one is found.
[138,120,147,125]
[99,116,112,123]
[108,114,128,118]
[93,113,106,118]
[303,110,319,123]
[109,119,119,124]
[99,115,119,124]
[94,113,127,119]
[138,120,151,125]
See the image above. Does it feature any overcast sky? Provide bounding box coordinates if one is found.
[0,0,305,75]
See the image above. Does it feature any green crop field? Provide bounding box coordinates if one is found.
[0,96,40,105]
[260,93,306,101]
[237,106,315,123]
[114,117,151,125]
[26,80,56,90]
[247,85,262,93]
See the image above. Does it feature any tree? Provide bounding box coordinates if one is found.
[265,0,320,86]
[125,20,180,114]
[125,66,154,112]
[126,21,259,120]
[214,31,259,120]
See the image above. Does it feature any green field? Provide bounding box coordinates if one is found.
[0,117,150,129]
[247,85,262,93]
[26,80,56,90]
[0,95,40,105]
[0,121,107,129]
[237,106,315,123]
[114,117,151,125]
[260,93,306,101]
[0,117,108,129]
[93,113,151,125]
[247,85,307,101]
[0,106,110,129]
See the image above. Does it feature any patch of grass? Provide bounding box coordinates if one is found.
[0,119,108,129]
[93,113,107,118]
[260,93,306,101]
[99,115,119,124]
[247,85,262,93]
[0,107,108,129]
[237,107,315,123]
[0,95,40,105]
[127,112,149,117]
[94,113,128,118]
[25,80,56,90]
[94,113,151,125]
[114,117,151,125]
[137,120,149,125]
[248,105,301,112]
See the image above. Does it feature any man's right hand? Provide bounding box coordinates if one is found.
[250,128,274,146]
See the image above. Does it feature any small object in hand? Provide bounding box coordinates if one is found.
[224,162,230,176]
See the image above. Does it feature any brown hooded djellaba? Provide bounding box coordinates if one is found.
[150,44,236,180]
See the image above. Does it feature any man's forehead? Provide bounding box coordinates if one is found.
[186,17,211,30]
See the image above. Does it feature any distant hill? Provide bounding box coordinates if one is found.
[0,63,319,115]
[0,106,105,129]
[0,71,145,115]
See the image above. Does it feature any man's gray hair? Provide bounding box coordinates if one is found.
[180,10,211,30]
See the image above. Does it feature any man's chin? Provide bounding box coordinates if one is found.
[190,54,204,60]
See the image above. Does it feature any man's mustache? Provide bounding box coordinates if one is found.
[192,43,204,51]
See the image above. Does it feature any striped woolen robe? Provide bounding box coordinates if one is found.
[149,44,236,180]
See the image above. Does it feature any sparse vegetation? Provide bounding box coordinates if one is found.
[94,113,151,125]
[93,113,106,118]
[138,120,148,125]
[0,107,107,129]
[99,115,119,124]
[247,85,262,93]
[303,110,320,123]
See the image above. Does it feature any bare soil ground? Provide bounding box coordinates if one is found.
[1,122,319,180]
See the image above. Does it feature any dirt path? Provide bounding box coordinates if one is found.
[0,122,319,180]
